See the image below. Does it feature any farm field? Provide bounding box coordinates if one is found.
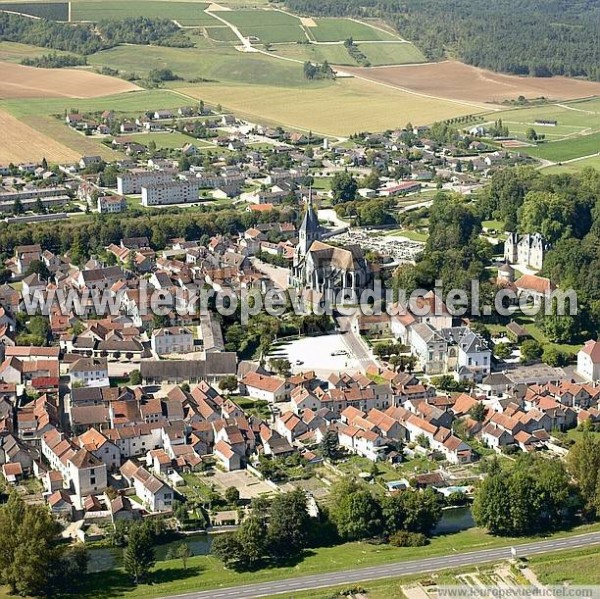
[0,1,67,20]
[0,41,74,63]
[516,132,600,162]
[205,26,239,42]
[87,43,313,87]
[486,98,600,141]
[0,89,190,118]
[360,42,426,66]
[342,61,600,104]
[215,9,307,44]
[0,109,80,163]
[307,17,399,42]
[70,1,216,25]
[543,154,600,173]
[273,41,426,67]
[179,78,478,136]
[0,62,140,99]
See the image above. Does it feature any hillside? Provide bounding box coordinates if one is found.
[284,0,600,80]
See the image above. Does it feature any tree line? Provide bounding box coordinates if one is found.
[284,0,600,80]
[474,436,600,536]
[0,13,193,55]
[0,205,297,266]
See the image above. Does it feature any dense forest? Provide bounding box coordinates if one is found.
[283,0,600,80]
[0,13,192,55]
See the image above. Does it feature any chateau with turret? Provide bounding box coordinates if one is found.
[504,232,548,271]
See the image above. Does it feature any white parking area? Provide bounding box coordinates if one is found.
[269,334,362,377]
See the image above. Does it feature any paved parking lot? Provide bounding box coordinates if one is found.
[269,334,362,377]
[211,469,275,499]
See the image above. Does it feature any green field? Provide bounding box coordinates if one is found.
[361,41,426,65]
[0,1,67,20]
[70,0,216,25]
[272,40,426,66]
[531,547,600,585]
[114,131,203,149]
[217,9,307,43]
[308,18,399,42]
[485,98,600,141]
[0,89,190,118]
[0,41,74,63]
[205,26,240,42]
[542,153,600,173]
[87,43,313,87]
[519,132,600,162]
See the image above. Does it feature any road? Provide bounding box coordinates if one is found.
[160,531,600,599]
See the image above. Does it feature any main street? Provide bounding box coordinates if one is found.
[160,531,600,599]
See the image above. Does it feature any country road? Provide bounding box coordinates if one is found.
[158,531,600,599]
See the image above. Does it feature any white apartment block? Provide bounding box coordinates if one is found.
[117,170,172,195]
[141,181,199,206]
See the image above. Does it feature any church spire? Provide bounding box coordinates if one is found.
[298,190,320,256]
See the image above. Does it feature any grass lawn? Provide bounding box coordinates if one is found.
[205,26,240,43]
[308,18,399,42]
[62,522,600,598]
[482,219,506,232]
[70,1,216,25]
[519,320,580,355]
[178,78,477,136]
[113,131,197,149]
[384,228,429,242]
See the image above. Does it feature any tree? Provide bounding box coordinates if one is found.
[25,260,50,281]
[211,534,245,569]
[469,402,486,422]
[320,429,339,460]
[267,489,311,558]
[219,375,238,393]
[542,346,570,367]
[525,127,538,141]
[124,522,155,584]
[0,493,62,596]
[237,513,267,567]
[567,434,600,518]
[173,543,192,569]
[270,358,291,377]
[225,487,240,505]
[331,171,358,204]
[520,339,543,363]
[330,480,382,541]
[129,370,142,385]
[12,198,23,215]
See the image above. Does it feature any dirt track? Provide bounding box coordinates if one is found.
[341,61,600,104]
[0,62,140,99]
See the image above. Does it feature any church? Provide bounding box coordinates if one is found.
[289,203,371,297]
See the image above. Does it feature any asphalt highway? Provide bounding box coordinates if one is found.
[160,530,600,599]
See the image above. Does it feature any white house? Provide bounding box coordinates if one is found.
[151,327,194,356]
[241,372,289,403]
[69,357,109,388]
[577,340,600,382]
[121,460,174,512]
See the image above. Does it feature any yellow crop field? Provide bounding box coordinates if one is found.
[0,109,80,163]
[179,78,478,136]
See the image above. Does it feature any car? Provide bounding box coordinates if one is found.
[295,360,304,365]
